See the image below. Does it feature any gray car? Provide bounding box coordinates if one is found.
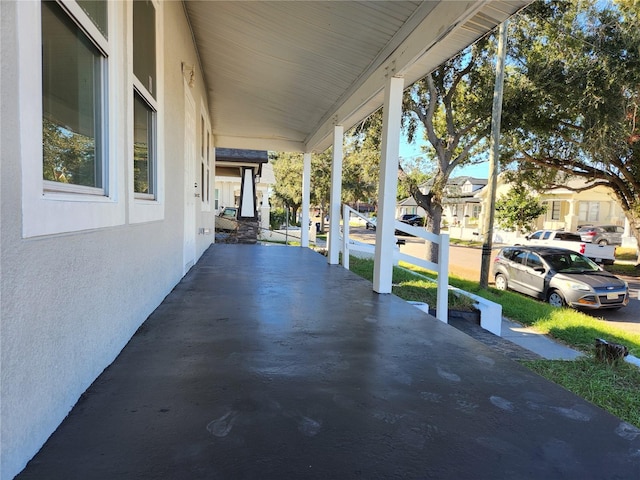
[577,225,624,245]
[493,245,628,309]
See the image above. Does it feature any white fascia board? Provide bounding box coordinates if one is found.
[214,135,305,153]
[305,1,522,153]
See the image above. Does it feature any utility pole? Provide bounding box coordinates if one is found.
[480,20,508,289]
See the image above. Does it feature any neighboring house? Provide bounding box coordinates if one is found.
[399,174,631,245]
[478,174,629,244]
[395,196,421,219]
[441,177,487,228]
[396,176,486,229]
[1,1,530,478]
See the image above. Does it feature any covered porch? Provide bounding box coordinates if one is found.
[16,245,640,479]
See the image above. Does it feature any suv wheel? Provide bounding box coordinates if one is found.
[547,290,565,307]
[598,239,608,245]
[494,274,508,291]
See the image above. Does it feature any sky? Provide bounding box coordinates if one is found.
[398,132,490,179]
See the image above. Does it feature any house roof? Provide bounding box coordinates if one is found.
[419,176,488,189]
[215,148,269,164]
[183,1,531,153]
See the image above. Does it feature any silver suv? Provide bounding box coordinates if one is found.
[493,245,628,309]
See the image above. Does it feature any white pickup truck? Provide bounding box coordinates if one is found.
[519,230,616,265]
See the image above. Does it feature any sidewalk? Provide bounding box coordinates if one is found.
[500,318,583,360]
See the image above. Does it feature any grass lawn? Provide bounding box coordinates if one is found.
[347,256,640,428]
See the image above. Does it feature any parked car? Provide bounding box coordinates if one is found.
[577,225,624,245]
[400,214,424,226]
[493,245,628,310]
[215,206,239,231]
[365,218,376,230]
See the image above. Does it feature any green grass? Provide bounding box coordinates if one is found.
[349,257,476,311]
[347,255,640,428]
[399,261,640,357]
[523,358,640,428]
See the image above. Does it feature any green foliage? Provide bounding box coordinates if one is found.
[348,257,475,310]
[502,0,640,242]
[269,207,288,230]
[495,185,547,233]
[270,152,303,218]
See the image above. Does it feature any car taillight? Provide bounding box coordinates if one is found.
[586,231,596,237]
[579,243,586,254]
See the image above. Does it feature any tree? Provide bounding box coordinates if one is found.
[270,152,303,224]
[501,0,640,254]
[401,34,521,260]
[495,185,547,234]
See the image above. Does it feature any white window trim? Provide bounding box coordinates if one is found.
[128,0,164,224]
[20,0,125,238]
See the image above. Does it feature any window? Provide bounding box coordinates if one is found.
[525,253,543,270]
[42,0,108,194]
[23,0,123,237]
[579,202,600,222]
[133,91,155,196]
[132,0,157,199]
[551,201,561,221]
[133,0,156,98]
[200,114,212,210]
[514,251,527,265]
[215,189,220,210]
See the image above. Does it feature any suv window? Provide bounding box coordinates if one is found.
[528,231,542,240]
[514,250,528,265]
[542,231,552,239]
[525,253,543,269]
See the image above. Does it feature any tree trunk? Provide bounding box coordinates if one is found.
[425,203,443,263]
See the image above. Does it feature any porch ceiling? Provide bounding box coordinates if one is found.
[183,1,530,153]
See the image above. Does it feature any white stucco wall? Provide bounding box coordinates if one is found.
[1,2,215,478]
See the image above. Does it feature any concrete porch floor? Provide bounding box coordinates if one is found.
[17,244,640,479]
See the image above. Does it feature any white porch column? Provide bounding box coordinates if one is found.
[328,125,344,264]
[301,152,312,248]
[374,75,404,293]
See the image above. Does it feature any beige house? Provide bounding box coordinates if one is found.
[399,174,630,244]
[480,174,629,245]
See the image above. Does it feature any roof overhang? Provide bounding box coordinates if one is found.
[184,1,531,153]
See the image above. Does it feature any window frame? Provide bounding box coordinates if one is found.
[42,0,109,195]
[128,0,164,224]
[550,201,561,221]
[200,107,212,211]
[20,0,125,238]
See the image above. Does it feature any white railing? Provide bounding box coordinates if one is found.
[342,204,449,323]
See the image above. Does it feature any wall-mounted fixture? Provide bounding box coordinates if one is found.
[181,62,195,88]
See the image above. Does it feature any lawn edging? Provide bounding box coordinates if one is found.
[399,266,502,336]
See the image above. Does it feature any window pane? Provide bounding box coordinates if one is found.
[42,1,104,188]
[133,0,156,98]
[133,91,155,195]
[77,0,108,38]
